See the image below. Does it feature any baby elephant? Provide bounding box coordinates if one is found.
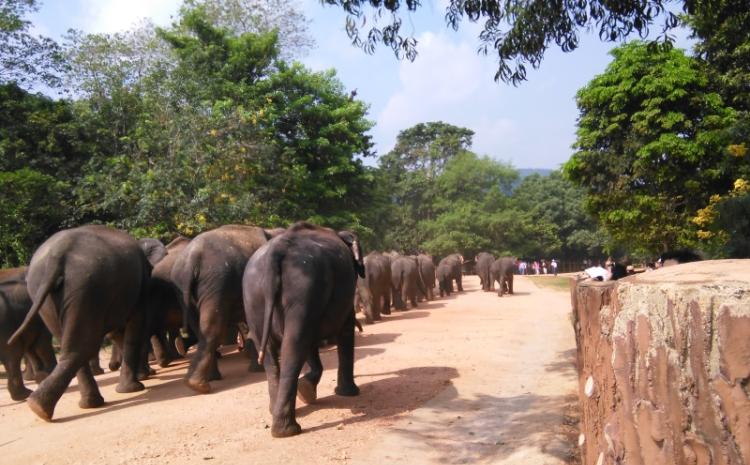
[242,222,365,438]
[1,268,57,401]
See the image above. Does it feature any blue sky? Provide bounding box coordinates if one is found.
[30,0,692,169]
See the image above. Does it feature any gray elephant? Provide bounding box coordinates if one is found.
[147,236,192,366]
[355,252,392,323]
[491,256,517,297]
[171,224,282,394]
[417,254,436,301]
[475,252,495,291]
[8,225,151,421]
[391,255,426,310]
[1,267,57,401]
[437,253,464,295]
[242,222,364,438]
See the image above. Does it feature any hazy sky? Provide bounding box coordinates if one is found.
[30,0,692,169]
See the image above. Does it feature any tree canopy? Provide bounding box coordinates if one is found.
[565,41,738,255]
[321,0,691,84]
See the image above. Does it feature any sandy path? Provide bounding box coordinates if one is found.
[0,275,579,465]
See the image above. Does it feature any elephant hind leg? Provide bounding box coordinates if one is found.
[185,299,225,394]
[28,350,90,421]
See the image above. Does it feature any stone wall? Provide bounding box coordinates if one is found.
[571,260,750,465]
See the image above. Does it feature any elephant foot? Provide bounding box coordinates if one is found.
[185,377,211,394]
[175,337,187,357]
[27,393,53,421]
[271,420,302,438]
[90,364,105,376]
[10,387,33,401]
[157,356,173,368]
[335,382,360,397]
[23,369,35,382]
[247,360,264,373]
[208,366,222,382]
[79,394,104,409]
[381,307,391,315]
[108,361,121,372]
[115,379,145,393]
[297,377,317,405]
[136,369,153,381]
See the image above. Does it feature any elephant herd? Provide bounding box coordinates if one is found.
[0,222,516,438]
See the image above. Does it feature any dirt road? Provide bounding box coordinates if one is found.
[0,275,579,465]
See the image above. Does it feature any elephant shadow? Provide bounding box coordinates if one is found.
[295,365,460,430]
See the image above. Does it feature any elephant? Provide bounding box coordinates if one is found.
[437,253,464,295]
[390,255,426,310]
[416,254,436,301]
[146,236,193,367]
[242,221,365,438]
[355,252,392,323]
[491,256,517,297]
[8,225,152,421]
[475,252,495,292]
[1,267,57,401]
[170,224,282,394]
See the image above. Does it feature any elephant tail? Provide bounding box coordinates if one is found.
[415,264,427,298]
[8,255,64,346]
[257,249,282,365]
[170,251,199,340]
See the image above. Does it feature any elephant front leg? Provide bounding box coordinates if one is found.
[297,347,322,405]
[457,275,464,292]
[334,314,359,397]
[116,311,146,393]
[3,350,32,401]
[76,363,104,409]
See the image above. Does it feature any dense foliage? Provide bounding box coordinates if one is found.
[565,42,737,255]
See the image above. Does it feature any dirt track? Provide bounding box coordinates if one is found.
[0,275,579,465]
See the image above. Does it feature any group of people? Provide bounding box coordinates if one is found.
[516,258,558,276]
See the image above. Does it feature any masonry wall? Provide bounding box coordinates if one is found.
[571,260,750,465]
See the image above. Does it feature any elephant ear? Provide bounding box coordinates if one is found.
[137,238,167,266]
[337,231,365,278]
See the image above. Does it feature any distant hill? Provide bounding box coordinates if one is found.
[507,168,554,193]
[517,168,554,179]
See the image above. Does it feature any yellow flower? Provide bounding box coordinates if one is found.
[733,178,749,193]
[728,144,747,157]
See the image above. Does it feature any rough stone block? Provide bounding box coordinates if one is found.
[571,260,750,465]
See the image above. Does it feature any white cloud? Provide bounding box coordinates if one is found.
[375,30,515,159]
[81,0,180,33]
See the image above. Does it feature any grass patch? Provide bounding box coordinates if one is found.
[526,275,572,292]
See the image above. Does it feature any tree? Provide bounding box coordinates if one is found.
[512,172,606,259]
[184,0,314,58]
[564,41,737,255]
[0,0,64,87]
[320,0,690,84]
[66,4,374,239]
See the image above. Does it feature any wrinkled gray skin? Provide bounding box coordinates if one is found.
[390,255,426,310]
[491,257,516,297]
[242,222,364,438]
[171,225,281,394]
[437,253,464,295]
[355,252,392,323]
[9,225,151,421]
[475,252,495,292]
[1,267,57,401]
[417,254,436,301]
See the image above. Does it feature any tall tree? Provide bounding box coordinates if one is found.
[564,41,737,255]
[320,0,689,84]
[0,0,64,87]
